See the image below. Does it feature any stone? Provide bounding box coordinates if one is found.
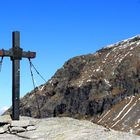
[26,125,36,131]
[0,115,11,124]
[0,127,6,134]
[10,126,26,133]
[3,124,10,132]
[0,133,25,140]
[11,120,34,127]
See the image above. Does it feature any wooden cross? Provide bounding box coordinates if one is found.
[0,31,36,120]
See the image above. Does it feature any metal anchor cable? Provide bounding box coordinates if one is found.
[28,59,47,83]
[28,58,41,118]
[0,57,4,72]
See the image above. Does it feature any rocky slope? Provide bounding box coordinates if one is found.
[96,94,140,135]
[0,116,139,140]
[5,35,140,135]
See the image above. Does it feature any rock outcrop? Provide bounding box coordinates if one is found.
[0,116,139,140]
[5,35,140,135]
[0,115,36,135]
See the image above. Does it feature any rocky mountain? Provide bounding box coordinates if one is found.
[5,35,140,136]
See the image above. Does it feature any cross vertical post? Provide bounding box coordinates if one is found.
[12,32,20,120]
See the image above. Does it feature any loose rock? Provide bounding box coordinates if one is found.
[26,125,36,131]
[10,126,26,133]
[0,115,11,125]
[0,127,6,134]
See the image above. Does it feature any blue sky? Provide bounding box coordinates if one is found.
[0,0,140,111]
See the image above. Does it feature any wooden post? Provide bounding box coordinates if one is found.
[12,32,20,120]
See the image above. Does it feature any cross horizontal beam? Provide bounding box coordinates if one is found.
[0,49,36,59]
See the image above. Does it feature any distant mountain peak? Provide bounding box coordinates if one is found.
[105,35,140,49]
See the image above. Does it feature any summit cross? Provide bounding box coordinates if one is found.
[0,31,36,120]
